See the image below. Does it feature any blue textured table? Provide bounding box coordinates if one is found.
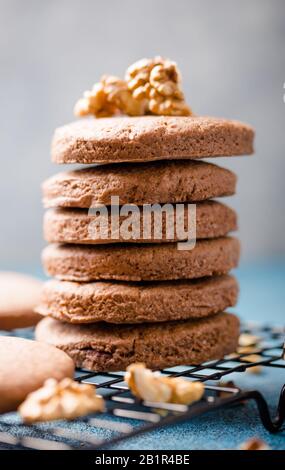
[1,260,284,450]
[107,260,285,450]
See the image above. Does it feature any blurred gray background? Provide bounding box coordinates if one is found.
[0,0,285,270]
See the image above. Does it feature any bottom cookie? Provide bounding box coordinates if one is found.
[35,313,239,372]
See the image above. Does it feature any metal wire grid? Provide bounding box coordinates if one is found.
[0,323,284,450]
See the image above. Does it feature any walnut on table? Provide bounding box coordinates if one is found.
[239,437,270,450]
[18,378,105,424]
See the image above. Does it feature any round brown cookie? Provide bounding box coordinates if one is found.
[43,201,237,245]
[36,275,238,324]
[42,160,236,208]
[0,272,43,330]
[52,116,254,164]
[42,237,240,282]
[35,313,240,372]
[0,336,74,413]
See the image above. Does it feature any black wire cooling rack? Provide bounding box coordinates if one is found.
[0,323,284,450]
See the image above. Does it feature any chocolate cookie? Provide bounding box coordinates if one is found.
[36,275,238,324]
[43,201,237,245]
[0,272,42,330]
[42,160,236,208]
[42,237,240,282]
[0,336,74,413]
[35,313,239,371]
[51,116,254,164]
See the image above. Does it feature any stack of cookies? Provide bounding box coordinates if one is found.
[35,115,254,371]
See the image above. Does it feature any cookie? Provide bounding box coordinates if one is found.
[43,201,237,245]
[0,336,74,413]
[51,116,254,164]
[35,312,239,371]
[42,237,240,282]
[42,160,236,208]
[0,272,43,330]
[36,274,238,324]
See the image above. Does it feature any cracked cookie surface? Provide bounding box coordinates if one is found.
[36,274,238,324]
[52,116,254,164]
[43,160,236,208]
[43,201,237,245]
[35,312,240,371]
[43,237,240,282]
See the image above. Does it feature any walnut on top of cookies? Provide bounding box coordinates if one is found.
[74,57,192,118]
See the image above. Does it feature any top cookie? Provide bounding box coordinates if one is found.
[52,116,254,164]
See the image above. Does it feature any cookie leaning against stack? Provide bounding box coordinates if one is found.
[36,115,254,371]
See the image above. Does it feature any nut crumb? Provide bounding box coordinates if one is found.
[243,354,263,374]
[125,363,204,405]
[217,380,239,398]
[238,333,263,373]
[239,437,270,450]
[19,378,105,423]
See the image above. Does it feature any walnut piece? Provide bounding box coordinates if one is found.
[238,334,263,374]
[239,437,270,450]
[74,81,118,118]
[126,56,192,117]
[242,353,263,374]
[103,75,147,116]
[238,333,261,347]
[19,378,105,424]
[74,56,192,118]
[74,75,146,118]
[125,363,204,405]
[227,345,263,374]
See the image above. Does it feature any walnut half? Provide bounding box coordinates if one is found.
[126,57,191,116]
[18,378,105,424]
[125,363,204,405]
